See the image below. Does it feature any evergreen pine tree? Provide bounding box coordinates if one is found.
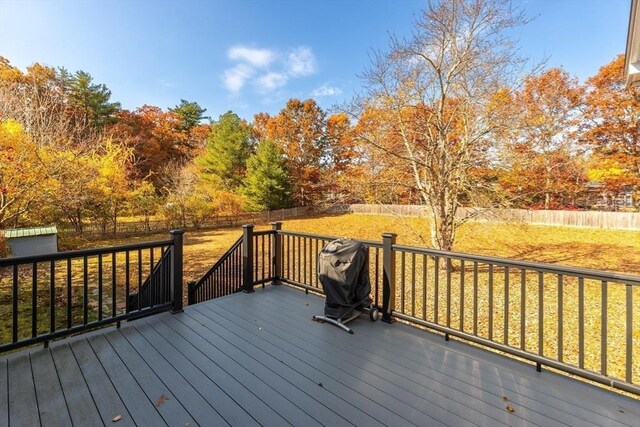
[242,139,293,211]
[197,111,252,189]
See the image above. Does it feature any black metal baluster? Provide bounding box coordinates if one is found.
[446,258,451,328]
[411,253,416,317]
[125,251,130,314]
[137,249,142,312]
[83,256,88,324]
[601,280,607,376]
[98,254,103,321]
[578,277,584,369]
[67,259,72,329]
[149,248,154,307]
[473,262,478,336]
[12,264,18,343]
[625,283,633,383]
[112,252,117,317]
[434,256,439,324]
[303,237,307,285]
[400,252,406,313]
[521,269,526,350]
[50,260,55,334]
[558,274,563,362]
[488,264,494,340]
[504,267,509,345]
[460,260,465,331]
[422,255,427,321]
[538,272,544,356]
[32,263,37,338]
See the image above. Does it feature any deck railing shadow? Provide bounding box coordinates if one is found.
[189,222,640,396]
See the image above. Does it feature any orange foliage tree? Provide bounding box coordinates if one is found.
[581,54,640,206]
[499,68,586,208]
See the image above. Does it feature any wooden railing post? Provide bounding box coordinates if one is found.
[271,222,282,284]
[242,224,255,293]
[169,229,184,313]
[381,232,397,323]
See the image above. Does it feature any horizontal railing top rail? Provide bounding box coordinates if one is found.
[0,239,174,266]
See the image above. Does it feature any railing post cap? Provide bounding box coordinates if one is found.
[242,223,254,229]
[382,232,397,239]
[270,221,282,227]
[170,229,185,235]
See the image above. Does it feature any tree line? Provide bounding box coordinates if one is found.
[0,0,638,253]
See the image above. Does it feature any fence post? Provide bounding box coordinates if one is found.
[242,224,255,293]
[271,222,282,284]
[169,229,184,313]
[381,232,397,323]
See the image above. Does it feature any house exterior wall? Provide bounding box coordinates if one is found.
[7,235,58,257]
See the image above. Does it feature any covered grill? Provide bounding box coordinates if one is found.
[313,238,379,333]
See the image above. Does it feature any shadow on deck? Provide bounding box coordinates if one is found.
[1,284,637,427]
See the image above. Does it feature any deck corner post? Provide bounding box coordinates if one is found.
[382,232,397,323]
[243,224,255,293]
[170,229,185,313]
[271,222,283,284]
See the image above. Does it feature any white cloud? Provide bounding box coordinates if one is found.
[311,85,342,97]
[287,47,316,77]
[223,64,253,93]
[228,46,274,68]
[222,44,318,95]
[256,72,288,92]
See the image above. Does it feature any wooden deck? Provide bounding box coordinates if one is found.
[0,285,637,427]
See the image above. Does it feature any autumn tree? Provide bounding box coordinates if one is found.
[109,106,189,185]
[581,54,640,207]
[170,99,208,132]
[0,120,51,228]
[197,111,253,190]
[351,0,532,252]
[62,70,121,131]
[130,181,161,231]
[255,99,327,206]
[499,68,585,208]
[242,139,293,211]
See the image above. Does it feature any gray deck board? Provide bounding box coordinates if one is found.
[103,331,195,426]
[69,338,135,427]
[87,334,167,427]
[215,292,559,427]
[251,289,613,427]
[49,343,103,427]
[258,285,640,426]
[8,354,40,427]
[118,326,230,427]
[157,312,347,427]
[30,349,73,427]
[188,300,459,426]
[130,320,259,427]
[1,284,638,427]
[0,359,8,427]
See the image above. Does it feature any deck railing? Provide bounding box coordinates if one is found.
[191,222,639,395]
[0,230,184,353]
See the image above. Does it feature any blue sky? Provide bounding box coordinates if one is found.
[0,0,631,121]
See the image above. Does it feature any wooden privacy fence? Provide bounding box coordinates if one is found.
[348,204,640,230]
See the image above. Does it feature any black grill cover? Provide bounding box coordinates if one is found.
[318,238,371,319]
